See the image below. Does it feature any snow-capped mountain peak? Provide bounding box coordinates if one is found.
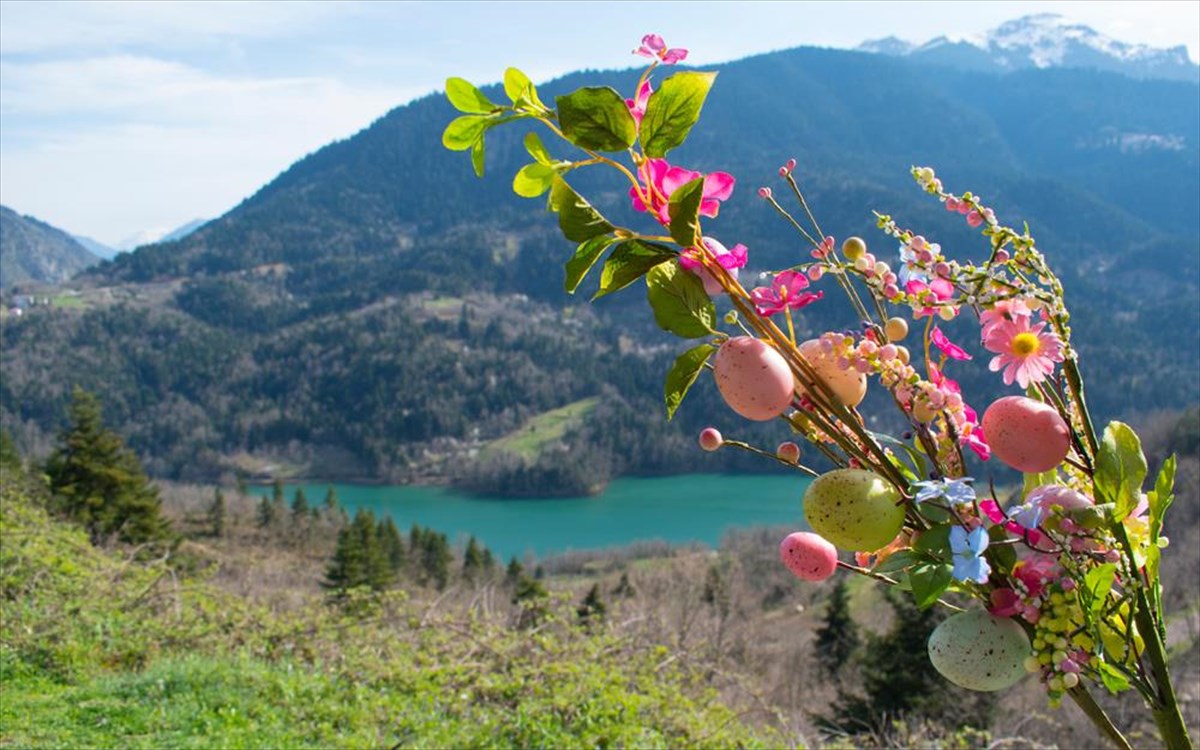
[859,14,1198,83]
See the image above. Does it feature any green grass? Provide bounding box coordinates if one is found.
[482,397,599,460]
[0,483,782,749]
[50,294,86,309]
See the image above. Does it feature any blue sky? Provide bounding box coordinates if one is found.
[1,0,1197,247]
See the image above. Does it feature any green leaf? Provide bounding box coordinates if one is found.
[667,177,705,247]
[1148,454,1176,543]
[442,115,490,151]
[504,67,545,109]
[909,563,952,610]
[874,550,917,574]
[1083,563,1117,617]
[470,138,485,177]
[555,87,638,152]
[640,71,717,158]
[645,261,716,339]
[594,240,675,300]
[869,431,927,483]
[1097,661,1131,694]
[913,524,951,558]
[664,344,715,420]
[1023,468,1058,499]
[987,525,1017,572]
[445,77,498,114]
[513,163,556,198]
[549,177,614,242]
[1095,421,1147,522]
[563,235,616,294]
[524,132,554,166]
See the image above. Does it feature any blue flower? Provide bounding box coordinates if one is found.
[896,243,928,285]
[950,525,991,584]
[912,478,976,506]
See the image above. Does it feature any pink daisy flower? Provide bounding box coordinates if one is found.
[982,315,1064,389]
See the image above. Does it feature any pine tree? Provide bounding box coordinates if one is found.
[511,574,549,629]
[480,547,495,575]
[291,488,309,522]
[209,488,227,538]
[420,530,452,590]
[270,479,287,526]
[322,486,342,522]
[256,496,276,528]
[576,583,607,627]
[612,571,636,598]
[462,536,484,582]
[814,579,860,679]
[323,508,392,594]
[44,387,170,544]
[376,516,406,575]
[505,556,525,587]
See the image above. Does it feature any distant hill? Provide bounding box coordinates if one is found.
[2,41,1197,490]
[116,218,208,252]
[72,235,120,261]
[1,206,100,288]
[861,14,1200,83]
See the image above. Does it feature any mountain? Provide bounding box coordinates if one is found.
[1,206,100,288]
[116,218,207,252]
[73,235,120,261]
[861,14,1200,83]
[1,43,1197,492]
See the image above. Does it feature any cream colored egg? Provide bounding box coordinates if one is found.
[796,338,867,408]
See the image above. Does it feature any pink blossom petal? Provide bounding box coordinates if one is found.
[660,48,689,64]
[989,588,1023,617]
[979,498,1005,524]
[931,326,972,361]
[702,171,736,201]
[640,34,666,54]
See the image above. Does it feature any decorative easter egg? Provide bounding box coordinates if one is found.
[698,427,723,452]
[803,469,904,552]
[884,316,909,342]
[713,337,794,422]
[928,609,1031,691]
[779,532,838,581]
[841,237,867,261]
[796,339,867,408]
[982,396,1071,473]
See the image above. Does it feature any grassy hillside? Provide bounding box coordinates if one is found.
[0,483,779,748]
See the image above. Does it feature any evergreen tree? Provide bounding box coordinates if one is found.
[612,571,636,599]
[576,583,607,628]
[0,429,20,473]
[291,487,309,522]
[44,387,170,544]
[420,530,452,590]
[235,471,248,496]
[480,547,496,576]
[256,495,276,528]
[209,488,227,538]
[322,485,341,519]
[323,508,392,594]
[814,579,859,679]
[269,478,286,527]
[505,556,525,587]
[462,536,484,582]
[376,516,406,574]
[511,574,549,629]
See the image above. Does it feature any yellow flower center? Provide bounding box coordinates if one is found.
[1011,332,1040,357]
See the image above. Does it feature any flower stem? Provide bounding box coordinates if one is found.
[1067,683,1133,750]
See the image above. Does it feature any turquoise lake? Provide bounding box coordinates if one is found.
[267,474,810,561]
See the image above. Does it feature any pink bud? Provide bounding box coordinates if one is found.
[808,265,824,281]
[698,427,723,452]
[1060,578,1076,591]
[994,249,1010,263]
[967,210,983,227]
[879,344,898,361]
[758,187,772,199]
[934,262,951,278]
[785,158,797,172]
[776,441,801,464]
[883,283,900,299]
[778,166,788,177]
[945,197,960,212]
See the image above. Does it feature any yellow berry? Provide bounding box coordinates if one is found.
[842,237,867,261]
[896,346,911,364]
[884,317,908,342]
[1038,652,1052,665]
[1062,672,1080,689]
[1024,656,1041,673]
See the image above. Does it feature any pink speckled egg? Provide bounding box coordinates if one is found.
[780,532,838,581]
[795,338,867,408]
[982,396,1071,473]
[713,337,794,421]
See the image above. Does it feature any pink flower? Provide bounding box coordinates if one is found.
[979,298,1033,338]
[931,326,972,361]
[634,34,688,65]
[679,238,748,296]
[982,315,1064,389]
[625,80,653,126]
[750,270,823,316]
[905,277,956,318]
[989,588,1023,617]
[629,158,735,226]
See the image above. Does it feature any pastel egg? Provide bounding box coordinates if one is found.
[713,337,794,421]
[803,469,905,552]
[795,338,867,408]
[982,396,1071,473]
[928,609,1031,691]
[779,532,838,581]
